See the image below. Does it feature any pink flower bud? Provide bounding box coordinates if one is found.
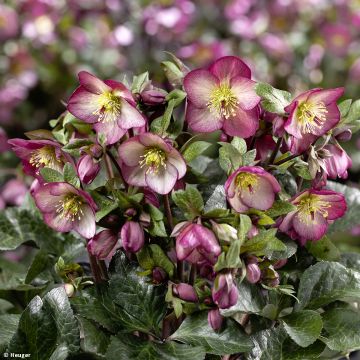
[152,267,167,284]
[322,144,352,180]
[121,221,145,253]
[141,88,167,105]
[273,259,287,269]
[246,263,261,283]
[63,283,75,297]
[208,308,223,331]
[1,179,27,206]
[173,283,198,302]
[88,229,120,260]
[125,208,137,217]
[212,273,239,309]
[77,154,101,185]
[211,221,237,243]
[89,144,103,159]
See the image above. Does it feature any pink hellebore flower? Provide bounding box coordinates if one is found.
[88,229,120,260]
[225,166,281,213]
[322,144,352,179]
[208,308,223,331]
[118,133,186,195]
[284,88,344,140]
[173,283,198,302]
[212,273,239,309]
[8,138,70,179]
[120,221,145,253]
[1,179,28,207]
[33,182,97,239]
[67,71,146,145]
[183,56,260,138]
[77,154,101,185]
[278,189,346,245]
[172,222,221,265]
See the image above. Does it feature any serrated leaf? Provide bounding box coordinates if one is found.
[62,139,94,156]
[338,99,352,117]
[0,314,20,352]
[40,167,64,182]
[267,238,297,261]
[219,143,242,174]
[231,137,247,154]
[339,252,360,272]
[172,185,204,220]
[282,310,322,347]
[161,98,176,134]
[149,244,175,277]
[171,312,252,355]
[321,308,360,352]
[265,200,297,218]
[182,141,212,163]
[91,192,118,222]
[131,72,149,93]
[296,261,360,310]
[63,162,80,188]
[214,240,241,272]
[255,82,292,115]
[306,236,340,261]
[106,334,205,360]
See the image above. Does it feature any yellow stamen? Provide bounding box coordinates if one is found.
[29,146,63,172]
[55,194,84,222]
[297,101,328,134]
[207,83,239,119]
[93,91,122,123]
[139,147,167,174]
[235,172,258,193]
[295,194,330,224]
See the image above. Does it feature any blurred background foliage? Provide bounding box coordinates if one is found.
[0,0,359,249]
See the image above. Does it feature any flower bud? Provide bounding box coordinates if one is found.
[211,221,237,243]
[333,127,352,142]
[261,267,280,287]
[141,88,167,105]
[173,283,198,302]
[212,274,239,309]
[273,259,287,269]
[88,229,119,260]
[121,221,145,253]
[208,308,223,331]
[77,154,101,185]
[246,263,261,284]
[248,225,259,239]
[63,283,75,297]
[152,267,167,284]
[125,208,137,217]
[89,144,103,159]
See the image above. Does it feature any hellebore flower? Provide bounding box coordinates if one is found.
[120,221,145,253]
[225,166,281,212]
[33,182,97,239]
[67,71,146,144]
[118,133,186,195]
[173,222,221,265]
[278,189,346,245]
[183,56,260,137]
[208,308,223,331]
[246,263,261,284]
[322,144,352,180]
[77,154,101,185]
[8,138,70,179]
[1,179,28,207]
[173,283,198,302]
[88,229,120,260]
[212,273,239,309]
[284,88,344,140]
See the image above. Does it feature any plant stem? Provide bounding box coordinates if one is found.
[104,153,114,179]
[98,259,109,281]
[273,153,301,166]
[88,252,103,284]
[106,150,128,190]
[189,264,197,285]
[267,136,283,166]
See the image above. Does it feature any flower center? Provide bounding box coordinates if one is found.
[55,194,84,221]
[207,83,239,119]
[296,101,328,134]
[235,172,258,193]
[29,146,63,172]
[139,147,167,174]
[296,194,331,223]
[94,91,122,123]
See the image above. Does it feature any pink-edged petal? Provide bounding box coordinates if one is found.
[230,76,260,110]
[104,79,135,105]
[43,211,73,233]
[78,71,110,94]
[118,137,146,166]
[278,211,297,233]
[292,212,328,241]
[228,194,249,213]
[145,162,178,195]
[138,133,170,151]
[88,230,119,260]
[167,149,187,179]
[225,172,237,198]
[186,102,224,133]
[93,119,127,145]
[122,163,147,187]
[315,191,347,220]
[317,102,341,135]
[74,205,96,239]
[67,86,100,124]
[308,87,344,105]
[284,101,303,139]
[33,188,64,213]
[240,177,275,211]
[223,107,259,138]
[183,69,218,107]
[118,99,146,129]
[209,56,251,81]
[48,182,77,196]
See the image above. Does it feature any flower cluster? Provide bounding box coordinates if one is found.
[9,55,355,334]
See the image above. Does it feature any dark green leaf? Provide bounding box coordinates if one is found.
[25,249,51,284]
[170,312,252,355]
[131,72,150,93]
[149,244,174,277]
[62,139,94,156]
[0,314,20,352]
[339,252,360,272]
[161,99,176,133]
[267,238,297,261]
[203,185,226,212]
[255,83,292,115]
[182,141,212,163]
[63,163,80,188]
[265,200,297,218]
[39,167,64,182]
[172,186,204,220]
[306,236,340,261]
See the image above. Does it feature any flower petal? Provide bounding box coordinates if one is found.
[223,106,259,138]
[88,229,119,260]
[122,163,147,187]
[230,76,260,110]
[74,204,96,239]
[308,87,344,105]
[104,79,135,105]
[118,137,146,166]
[78,71,110,94]
[186,102,223,133]
[209,56,251,81]
[145,162,178,194]
[183,69,218,107]
[43,211,73,233]
[118,99,146,129]
[167,149,187,179]
[292,212,328,241]
[93,119,127,145]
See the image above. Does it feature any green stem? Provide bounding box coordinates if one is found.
[267,136,283,166]
[273,153,302,166]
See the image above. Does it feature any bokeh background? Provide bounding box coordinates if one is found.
[0,0,360,249]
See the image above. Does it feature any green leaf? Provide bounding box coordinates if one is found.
[161,99,176,134]
[221,280,266,316]
[108,253,167,335]
[321,308,360,352]
[267,238,297,261]
[282,310,323,347]
[241,229,286,256]
[338,99,352,117]
[161,61,184,87]
[106,334,205,360]
[238,214,252,242]
[25,249,51,284]
[63,162,80,188]
[296,261,360,310]
[326,182,360,234]
[0,314,20,352]
[214,240,242,272]
[149,244,174,277]
[91,192,119,222]
[339,252,360,272]
[203,185,227,212]
[265,200,297,218]
[131,72,149,93]
[166,88,186,107]
[341,99,360,133]
[242,149,257,166]
[40,167,64,182]
[182,141,212,163]
[62,139,94,156]
[255,82,292,115]
[9,287,80,359]
[231,137,247,153]
[306,236,340,261]
[172,185,204,220]
[218,143,242,174]
[170,312,252,355]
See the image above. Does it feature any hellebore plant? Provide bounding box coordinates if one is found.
[3,55,360,360]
